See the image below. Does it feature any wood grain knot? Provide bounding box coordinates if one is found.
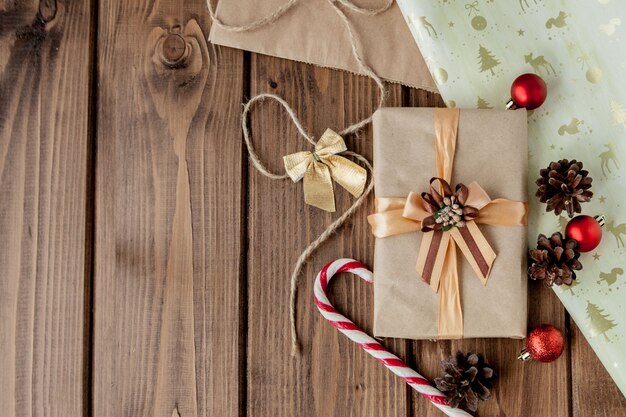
[39,0,58,23]
[158,34,190,68]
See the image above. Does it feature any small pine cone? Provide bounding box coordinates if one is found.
[535,159,593,218]
[434,352,495,412]
[529,232,582,286]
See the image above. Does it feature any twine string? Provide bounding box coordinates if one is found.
[242,94,375,356]
[207,0,302,33]
[210,0,391,356]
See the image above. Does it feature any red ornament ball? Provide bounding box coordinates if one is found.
[510,73,547,110]
[565,215,603,252]
[525,324,565,363]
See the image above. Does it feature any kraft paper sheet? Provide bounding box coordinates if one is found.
[209,0,437,91]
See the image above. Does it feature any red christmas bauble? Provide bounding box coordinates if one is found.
[524,325,565,363]
[565,215,603,252]
[510,73,547,110]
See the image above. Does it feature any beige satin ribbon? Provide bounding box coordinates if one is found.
[367,108,528,339]
[283,129,367,212]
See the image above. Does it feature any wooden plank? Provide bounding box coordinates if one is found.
[406,90,571,417]
[571,323,626,417]
[93,2,244,416]
[247,55,406,417]
[0,1,93,416]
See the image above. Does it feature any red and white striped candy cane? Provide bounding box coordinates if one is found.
[314,258,472,417]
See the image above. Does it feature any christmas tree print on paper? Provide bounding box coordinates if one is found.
[477,97,493,109]
[478,45,500,75]
[586,302,616,341]
[610,100,626,130]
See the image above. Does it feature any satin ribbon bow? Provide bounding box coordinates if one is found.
[283,129,367,212]
[403,178,497,289]
[367,108,527,339]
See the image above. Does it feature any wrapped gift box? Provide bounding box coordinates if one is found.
[370,108,528,339]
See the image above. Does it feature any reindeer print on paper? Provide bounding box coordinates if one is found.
[525,53,556,76]
[599,143,620,177]
[519,0,541,12]
[606,219,626,248]
[418,16,438,38]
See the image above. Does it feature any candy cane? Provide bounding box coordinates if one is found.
[314,258,472,417]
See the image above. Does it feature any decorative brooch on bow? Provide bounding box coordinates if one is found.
[283,129,367,212]
[421,179,480,232]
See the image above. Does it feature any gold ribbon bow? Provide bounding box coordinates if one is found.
[367,108,527,338]
[283,129,367,212]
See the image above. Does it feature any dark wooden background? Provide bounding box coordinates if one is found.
[1,1,625,416]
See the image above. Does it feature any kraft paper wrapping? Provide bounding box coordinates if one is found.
[372,108,528,339]
[208,0,437,91]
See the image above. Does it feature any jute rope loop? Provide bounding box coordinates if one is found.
[242,94,374,356]
[242,94,315,180]
[209,0,393,356]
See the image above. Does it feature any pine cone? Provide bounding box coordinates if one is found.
[529,232,582,286]
[536,159,593,217]
[434,352,495,412]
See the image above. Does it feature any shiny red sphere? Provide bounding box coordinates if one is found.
[510,73,547,110]
[527,324,565,363]
[565,215,603,252]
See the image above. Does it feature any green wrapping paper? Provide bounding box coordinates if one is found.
[396,0,626,395]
